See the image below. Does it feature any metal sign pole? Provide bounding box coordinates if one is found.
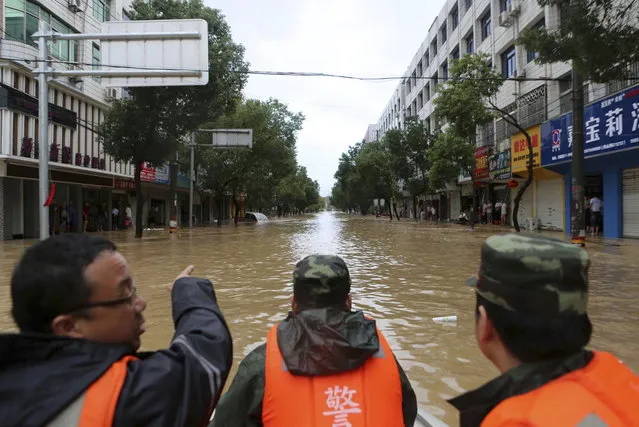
[37,21,50,240]
[189,133,195,228]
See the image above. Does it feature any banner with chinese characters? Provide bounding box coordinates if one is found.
[140,163,170,184]
[541,85,639,166]
[474,146,492,180]
[511,125,541,173]
[489,149,512,180]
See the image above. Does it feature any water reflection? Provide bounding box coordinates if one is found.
[1,212,638,425]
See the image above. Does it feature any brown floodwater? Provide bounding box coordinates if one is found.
[1,212,638,425]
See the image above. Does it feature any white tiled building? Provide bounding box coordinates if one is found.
[370,0,639,234]
[0,0,197,239]
[0,0,140,239]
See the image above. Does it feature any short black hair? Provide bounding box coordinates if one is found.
[476,293,592,363]
[11,234,117,333]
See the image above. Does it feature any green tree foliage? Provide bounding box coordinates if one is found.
[330,139,401,219]
[432,52,532,231]
[100,0,248,237]
[275,166,322,215]
[194,98,311,224]
[399,117,433,217]
[428,131,474,190]
[518,0,639,83]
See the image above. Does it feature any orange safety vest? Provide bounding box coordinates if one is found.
[262,323,404,427]
[47,355,137,427]
[482,351,639,427]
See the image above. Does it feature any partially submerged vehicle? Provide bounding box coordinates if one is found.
[244,212,269,223]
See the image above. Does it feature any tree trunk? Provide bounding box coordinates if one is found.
[216,187,224,228]
[393,201,400,221]
[134,162,144,239]
[413,195,418,221]
[233,189,240,224]
[512,131,534,233]
[384,198,392,220]
[169,162,178,230]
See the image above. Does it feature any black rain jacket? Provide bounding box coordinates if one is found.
[0,277,233,427]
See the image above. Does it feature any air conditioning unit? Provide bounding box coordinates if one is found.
[508,0,521,16]
[499,11,512,27]
[515,69,526,79]
[67,0,83,13]
[104,88,118,101]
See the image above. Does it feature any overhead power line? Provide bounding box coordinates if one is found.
[8,57,638,83]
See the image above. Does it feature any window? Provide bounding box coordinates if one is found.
[432,38,438,56]
[122,8,131,21]
[502,46,516,78]
[451,5,459,30]
[465,0,472,12]
[526,18,545,63]
[4,0,78,61]
[442,61,449,80]
[441,23,447,43]
[417,60,423,77]
[451,46,460,60]
[93,0,110,22]
[424,51,430,67]
[92,43,101,81]
[500,0,509,12]
[481,11,491,41]
[466,34,474,54]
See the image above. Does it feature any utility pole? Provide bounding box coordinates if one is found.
[37,21,50,240]
[189,132,195,228]
[570,68,586,247]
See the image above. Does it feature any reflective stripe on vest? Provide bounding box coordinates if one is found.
[47,355,137,427]
[482,351,639,427]
[263,322,404,427]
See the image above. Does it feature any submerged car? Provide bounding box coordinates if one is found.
[244,212,269,223]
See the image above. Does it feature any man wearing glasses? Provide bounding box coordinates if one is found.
[0,234,233,427]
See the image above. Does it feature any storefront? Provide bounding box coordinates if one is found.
[489,149,512,225]
[474,145,492,212]
[623,168,639,238]
[0,161,114,238]
[511,125,564,231]
[139,163,171,228]
[540,84,639,238]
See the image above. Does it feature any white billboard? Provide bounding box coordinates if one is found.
[100,19,209,87]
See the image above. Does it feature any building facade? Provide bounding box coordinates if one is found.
[369,0,638,237]
[0,0,135,239]
[0,0,206,239]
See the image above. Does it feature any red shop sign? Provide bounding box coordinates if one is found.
[114,180,135,190]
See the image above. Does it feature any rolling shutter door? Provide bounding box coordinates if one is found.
[623,168,639,238]
[512,181,533,227]
[536,178,564,231]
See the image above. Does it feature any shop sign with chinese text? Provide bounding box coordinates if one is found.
[541,85,639,166]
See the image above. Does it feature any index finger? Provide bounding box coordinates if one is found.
[177,265,195,279]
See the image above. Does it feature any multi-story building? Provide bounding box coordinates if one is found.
[0,0,199,240]
[362,124,378,143]
[370,0,639,238]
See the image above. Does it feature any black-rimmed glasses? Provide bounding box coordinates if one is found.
[69,286,137,312]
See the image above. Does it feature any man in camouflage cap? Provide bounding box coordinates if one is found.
[212,255,417,427]
[448,234,639,427]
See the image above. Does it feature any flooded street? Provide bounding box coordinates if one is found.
[1,212,639,425]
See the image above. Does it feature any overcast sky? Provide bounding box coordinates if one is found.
[208,0,445,196]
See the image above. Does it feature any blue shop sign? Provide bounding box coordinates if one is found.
[177,173,191,189]
[541,85,639,166]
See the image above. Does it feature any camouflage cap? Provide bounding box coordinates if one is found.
[293,255,351,308]
[466,233,591,316]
